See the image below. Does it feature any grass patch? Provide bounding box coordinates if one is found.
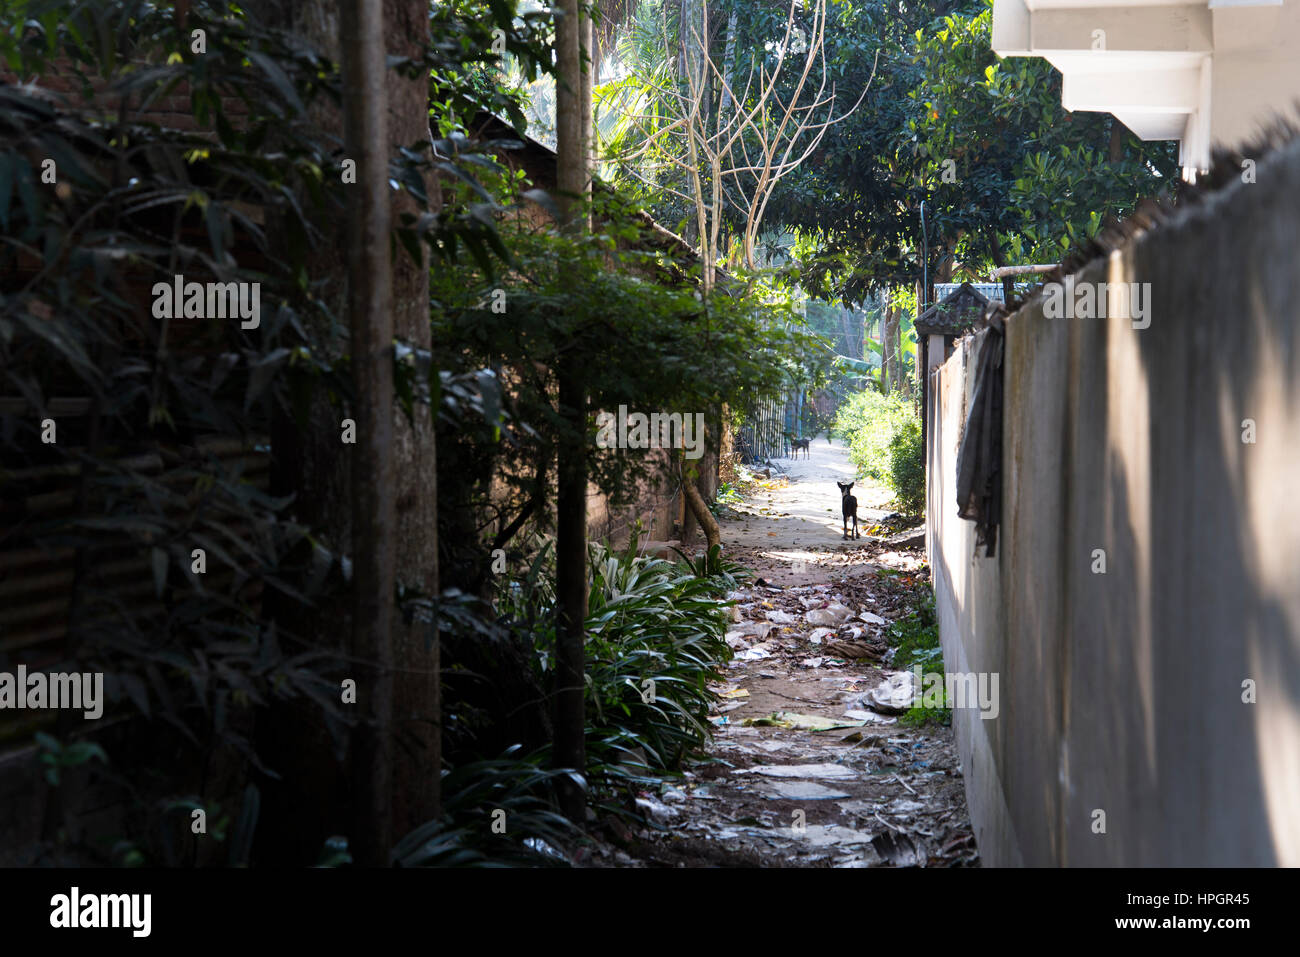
[886,587,952,727]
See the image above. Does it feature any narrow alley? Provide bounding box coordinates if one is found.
[620,439,978,867]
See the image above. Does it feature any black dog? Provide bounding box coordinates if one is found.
[837,481,859,540]
[790,437,810,459]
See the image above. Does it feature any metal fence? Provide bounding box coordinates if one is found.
[737,393,798,463]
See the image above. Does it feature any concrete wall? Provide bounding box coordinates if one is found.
[586,447,682,548]
[928,135,1300,866]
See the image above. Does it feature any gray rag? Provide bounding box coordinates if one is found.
[955,314,1004,557]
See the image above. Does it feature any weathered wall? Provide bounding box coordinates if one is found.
[929,136,1300,866]
[586,447,682,548]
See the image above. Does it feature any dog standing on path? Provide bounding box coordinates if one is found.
[837,481,860,540]
[790,437,810,459]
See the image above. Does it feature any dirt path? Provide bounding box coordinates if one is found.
[619,437,978,867]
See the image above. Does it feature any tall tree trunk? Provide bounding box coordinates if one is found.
[682,454,721,550]
[384,0,441,843]
[256,0,357,867]
[340,0,395,867]
[252,0,438,866]
[882,298,900,394]
[552,0,591,824]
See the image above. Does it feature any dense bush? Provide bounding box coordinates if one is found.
[0,0,556,866]
[430,201,826,596]
[833,389,916,480]
[391,750,581,868]
[886,417,925,517]
[832,388,924,514]
[422,536,741,861]
[583,539,735,790]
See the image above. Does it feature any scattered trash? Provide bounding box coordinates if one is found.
[806,604,853,627]
[741,762,857,780]
[614,502,976,868]
[871,830,925,867]
[523,837,568,861]
[743,711,868,731]
[860,671,918,715]
[841,709,895,724]
[888,798,925,815]
[762,781,852,801]
[824,638,885,660]
[635,794,680,824]
[776,824,875,847]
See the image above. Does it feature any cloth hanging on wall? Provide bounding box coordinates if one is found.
[955,311,1005,557]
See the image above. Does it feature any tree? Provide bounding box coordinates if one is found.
[250,0,445,864]
[761,0,1180,306]
[597,0,866,543]
[551,0,593,824]
[600,0,872,288]
[384,0,441,851]
[338,0,395,867]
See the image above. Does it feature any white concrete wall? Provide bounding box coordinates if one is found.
[929,133,1300,866]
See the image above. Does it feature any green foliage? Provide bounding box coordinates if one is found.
[668,541,750,591]
[597,0,830,243]
[465,532,738,824]
[1,0,544,864]
[33,732,107,787]
[833,388,923,515]
[713,483,744,508]
[583,539,734,794]
[833,388,918,482]
[889,591,940,672]
[392,749,582,867]
[757,0,1179,303]
[898,701,951,728]
[886,417,925,517]
[0,0,363,781]
[432,188,828,592]
[888,591,950,726]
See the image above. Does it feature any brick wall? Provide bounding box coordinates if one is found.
[1,56,250,131]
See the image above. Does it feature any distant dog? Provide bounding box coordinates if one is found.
[790,437,810,459]
[837,481,860,540]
